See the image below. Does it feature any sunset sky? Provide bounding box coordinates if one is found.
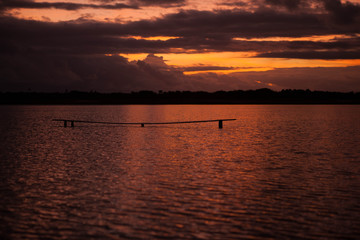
[1,0,360,92]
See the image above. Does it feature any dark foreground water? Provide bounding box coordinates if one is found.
[0,105,359,239]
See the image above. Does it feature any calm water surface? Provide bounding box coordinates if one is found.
[0,105,359,239]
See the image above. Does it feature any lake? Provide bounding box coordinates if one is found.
[1,105,359,239]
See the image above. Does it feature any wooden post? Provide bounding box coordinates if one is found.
[218,120,223,129]
[71,121,74,127]
[64,120,67,128]
[141,123,144,127]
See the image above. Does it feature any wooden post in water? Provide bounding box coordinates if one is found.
[218,120,223,129]
[71,121,74,127]
[64,120,67,128]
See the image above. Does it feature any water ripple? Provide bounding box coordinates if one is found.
[1,105,360,239]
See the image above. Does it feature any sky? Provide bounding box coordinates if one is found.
[1,0,360,92]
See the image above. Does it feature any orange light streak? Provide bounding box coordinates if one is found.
[123,52,360,74]
[233,34,360,42]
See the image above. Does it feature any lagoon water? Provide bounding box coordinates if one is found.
[0,105,360,239]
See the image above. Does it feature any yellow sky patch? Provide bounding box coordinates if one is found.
[123,52,360,74]
[123,36,180,41]
[183,68,274,75]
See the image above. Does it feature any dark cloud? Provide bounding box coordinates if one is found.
[287,37,360,50]
[0,0,137,11]
[0,5,359,57]
[322,0,360,24]
[265,0,303,10]
[0,7,359,55]
[142,54,169,68]
[0,53,269,92]
[223,0,306,10]
[2,7,359,39]
[263,0,360,24]
[126,8,360,40]
[0,21,353,56]
[218,0,249,7]
[0,54,186,92]
[131,0,186,7]
[0,0,186,11]
[91,0,186,7]
[229,66,360,92]
[132,9,328,38]
[2,35,171,55]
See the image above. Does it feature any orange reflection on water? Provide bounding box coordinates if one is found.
[2,105,360,239]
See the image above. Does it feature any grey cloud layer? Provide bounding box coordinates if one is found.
[0,55,186,92]
[0,0,186,11]
[0,0,138,11]
[1,7,359,57]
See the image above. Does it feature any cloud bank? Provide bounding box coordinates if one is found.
[2,53,359,92]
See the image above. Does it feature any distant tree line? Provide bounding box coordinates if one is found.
[1,88,360,104]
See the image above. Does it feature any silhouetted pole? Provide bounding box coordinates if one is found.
[71,121,74,127]
[219,120,223,129]
[64,120,67,128]
[141,123,144,127]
